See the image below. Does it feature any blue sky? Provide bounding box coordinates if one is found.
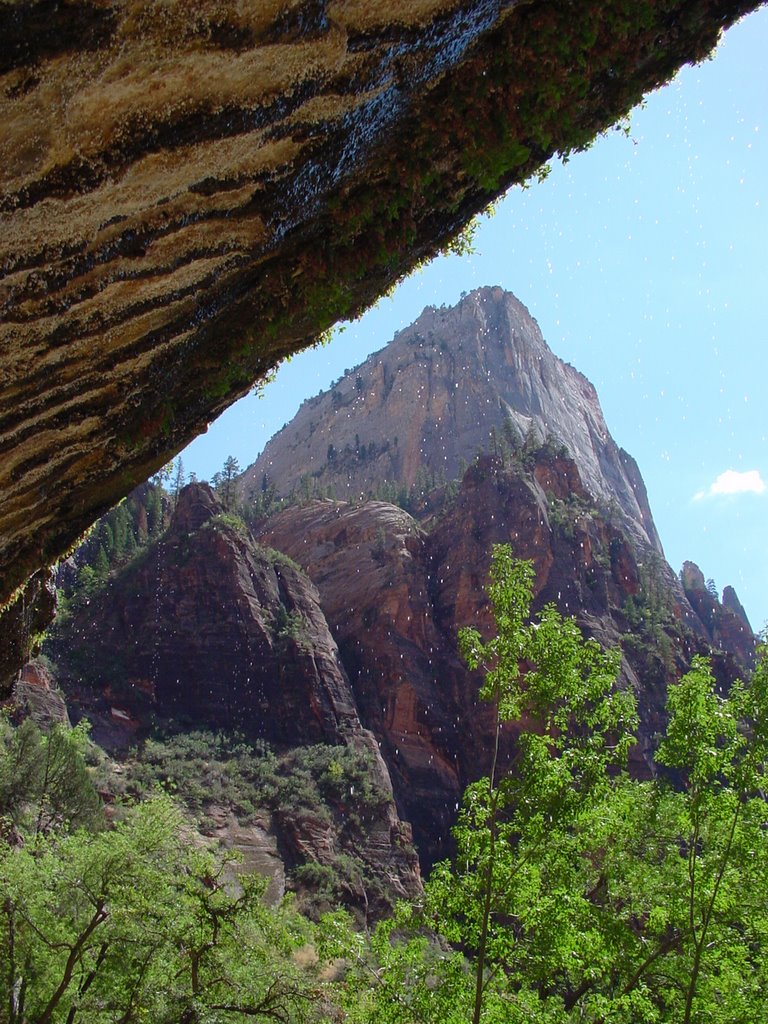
[183,8,767,631]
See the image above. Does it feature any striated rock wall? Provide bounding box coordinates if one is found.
[258,498,468,862]
[1,0,763,629]
[7,659,70,729]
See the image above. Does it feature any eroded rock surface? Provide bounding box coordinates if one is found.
[253,436,755,860]
[1,0,762,630]
[0,570,56,696]
[9,658,70,729]
[259,499,467,862]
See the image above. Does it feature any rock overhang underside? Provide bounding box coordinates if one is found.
[0,0,764,638]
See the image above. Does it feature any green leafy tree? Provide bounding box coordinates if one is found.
[1,795,325,1024]
[0,719,102,839]
[329,551,768,1024]
[651,652,768,1023]
[426,545,635,1024]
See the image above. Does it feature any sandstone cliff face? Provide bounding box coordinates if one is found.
[57,483,359,744]
[0,0,761,632]
[256,450,753,861]
[7,659,70,729]
[245,287,662,552]
[258,499,467,863]
[681,560,755,668]
[51,481,422,906]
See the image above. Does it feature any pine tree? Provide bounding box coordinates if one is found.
[171,457,185,509]
[219,455,240,509]
[93,545,109,583]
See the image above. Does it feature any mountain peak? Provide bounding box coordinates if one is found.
[243,287,661,552]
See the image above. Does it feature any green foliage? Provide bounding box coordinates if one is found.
[119,731,395,918]
[244,476,286,522]
[273,605,310,649]
[53,481,169,620]
[622,553,681,674]
[0,796,323,1024]
[332,552,768,1024]
[546,492,596,540]
[318,909,471,1024]
[443,545,635,1023]
[0,718,102,839]
[214,455,241,510]
[258,546,304,575]
[122,730,281,817]
[207,511,248,536]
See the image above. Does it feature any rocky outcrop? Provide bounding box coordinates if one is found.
[205,809,287,907]
[259,498,467,863]
[255,449,745,861]
[723,585,751,630]
[274,729,422,920]
[1,0,762,638]
[681,560,755,668]
[0,570,56,696]
[9,659,70,729]
[55,483,361,744]
[245,288,663,552]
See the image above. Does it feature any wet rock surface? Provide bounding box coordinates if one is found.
[0,570,56,696]
[8,658,70,729]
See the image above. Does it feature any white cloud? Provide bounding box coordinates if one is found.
[694,469,766,501]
